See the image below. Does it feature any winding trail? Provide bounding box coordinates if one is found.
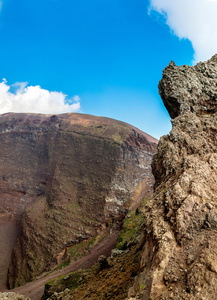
[1,233,119,300]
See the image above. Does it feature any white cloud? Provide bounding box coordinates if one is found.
[0,79,81,115]
[73,95,80,102]
[149,0,217,62]
[0,1,2,12]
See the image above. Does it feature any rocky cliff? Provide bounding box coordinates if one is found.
[0,113,157,288]
[128,54,217,299]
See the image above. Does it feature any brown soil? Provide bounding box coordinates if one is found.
[1,233,119,300]
[0,219,19,289]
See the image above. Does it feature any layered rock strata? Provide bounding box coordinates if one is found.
[128,54,217,299]
[0,113,157,288]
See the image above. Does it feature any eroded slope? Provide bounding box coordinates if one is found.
[0,113,157,288]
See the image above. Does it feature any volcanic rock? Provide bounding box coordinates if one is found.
[0,292,30,299]
[128,54,217,299]
[159,56,217,119]
[0,113,157,288]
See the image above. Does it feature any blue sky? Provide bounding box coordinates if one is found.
[0,0,215,139]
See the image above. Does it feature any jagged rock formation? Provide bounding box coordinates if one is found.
[128,54,217,300]
[0,113,157,288]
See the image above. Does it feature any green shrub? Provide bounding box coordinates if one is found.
[135,208,139,215]
[118,237,123,243]
[117,241,128,250]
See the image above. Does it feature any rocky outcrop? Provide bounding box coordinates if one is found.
[0,113,157,288]
[159,56,217,119]
[0,292,30,300]
[128,54,217,299]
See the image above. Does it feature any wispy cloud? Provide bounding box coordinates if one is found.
[0,1,2,12]
[0,79,81,114]
[149,0,217,63]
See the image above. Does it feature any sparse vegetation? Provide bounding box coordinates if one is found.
[53,261,69,271]
[42,270,88,299]
[115,203,145,251]
[42,202,147,299]
[67,232,106,262]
